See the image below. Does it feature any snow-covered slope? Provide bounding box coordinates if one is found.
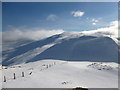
[29,36,118,63]
[2,32,119,66]
[1,31,119,89]
[2,34,60,65]
[1,59,118,88]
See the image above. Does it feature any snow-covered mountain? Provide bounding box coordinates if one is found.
[2,32,119,66]
[1,31,119,89]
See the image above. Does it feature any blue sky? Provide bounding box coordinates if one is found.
[2,2,118,31]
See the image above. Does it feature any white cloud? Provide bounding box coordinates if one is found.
[2,29,64,42]
[71,11,85,17]
[2,20,118,45]
[46,14,57,21]
[92,22,96,25]
[82,20,118,38]
[54,21,118,44]
[91,18,99,25]
[92,19,99,23]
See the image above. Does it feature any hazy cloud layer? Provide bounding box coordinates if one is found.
[83,20,118,38]
[46,14,57,21]
[2,20,118,44]
[3,29,64,42]
[58,20,118,41]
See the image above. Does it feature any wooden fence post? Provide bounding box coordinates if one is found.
[14,73,16,79]
[22,72,24,77]
[4,76,6,82]
[46,65,48,68]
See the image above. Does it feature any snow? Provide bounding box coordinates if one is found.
[2,35,118,65]
[5,43,55,66]
[1,60,118,88]
[1,32,119,89]
[0,65,2,89]
[30,36,118,63]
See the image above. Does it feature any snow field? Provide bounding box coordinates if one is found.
[1,60,118,88]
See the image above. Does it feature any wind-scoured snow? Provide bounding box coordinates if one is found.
[1,60,118,88]
[27,36,118,63]
[2,32,119,65]
[4,43,55,66]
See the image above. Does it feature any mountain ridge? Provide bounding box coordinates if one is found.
[2,32,119,66]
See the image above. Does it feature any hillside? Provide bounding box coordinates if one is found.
[2,32,118,66]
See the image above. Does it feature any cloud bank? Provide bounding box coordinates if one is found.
[3,29,64,42]
[58,20,118,41]
[2,20,118,44]
[82,20,118,38]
